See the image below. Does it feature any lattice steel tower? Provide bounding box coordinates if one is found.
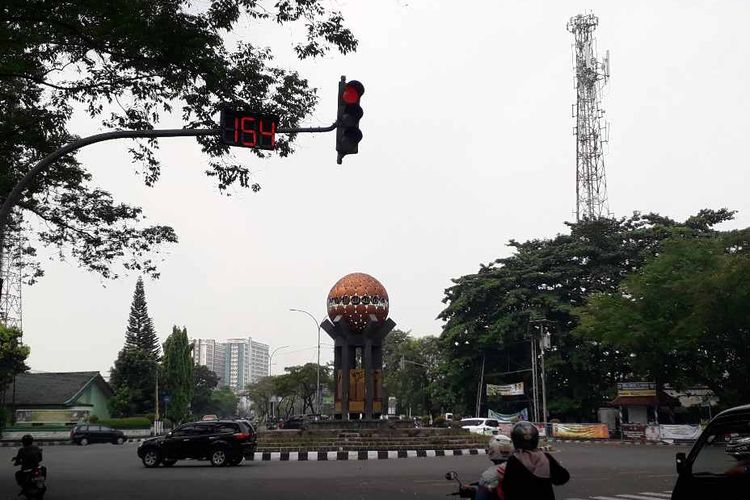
[0,231,23,329]
[568,13,611,221]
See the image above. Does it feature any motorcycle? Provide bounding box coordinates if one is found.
[12,461,47,500]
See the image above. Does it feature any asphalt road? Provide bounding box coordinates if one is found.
[0,442,690,499]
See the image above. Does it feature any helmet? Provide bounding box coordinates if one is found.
[510,421,539,450]
[21,434,33,446]
[488,435,513,462]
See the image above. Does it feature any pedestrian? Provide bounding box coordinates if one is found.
[502,421,569,500]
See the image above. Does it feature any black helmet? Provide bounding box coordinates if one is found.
[21,434,33,446]
[510,421,539,450]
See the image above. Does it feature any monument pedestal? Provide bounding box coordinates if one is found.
[322,315,396,421]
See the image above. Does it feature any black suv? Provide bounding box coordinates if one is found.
[137,420,256,467]
[70,424,126,445]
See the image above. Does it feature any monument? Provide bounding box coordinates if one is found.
[321,273,395,420]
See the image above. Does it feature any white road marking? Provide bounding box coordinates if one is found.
[592,496,623,500]
[367,451,378,460]
[638,494,671,498]
[426,450,436,457]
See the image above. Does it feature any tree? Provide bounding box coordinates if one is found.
[1,1,357,282]
[191,364,219,418]
[0,325,30,427]
[245,363,332,420]
[109,277,160,415]
[210,387,238,418]
[162,326,193,424]
[125,277,159,358]
[109,348,157,416]
[382,330,449,417]
[438,210,737,420]
[575,229,750,408]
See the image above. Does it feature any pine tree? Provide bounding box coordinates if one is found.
[125,277,160,358]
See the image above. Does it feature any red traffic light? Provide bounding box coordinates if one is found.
[342,81,364,105]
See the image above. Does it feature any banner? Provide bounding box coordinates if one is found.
[645,425,661,442]
[487,382,524,397]
[488,408,528,423]
[495,422,546,438]
[621,423,646,440]
[552,423,609,439]
[659,424,702,442]
[617,382,656,397]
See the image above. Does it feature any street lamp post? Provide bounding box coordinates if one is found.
[290,308,322,414]
[268,345,290,421]
[269,345,291,377]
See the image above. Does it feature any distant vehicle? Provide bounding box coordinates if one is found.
[201,414,219,421]
[460,418,500,436]
[137,420,256,468]
[281,414,320,430]
[673,403,750,500]
[70,424,126,445]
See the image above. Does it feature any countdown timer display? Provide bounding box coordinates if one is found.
[220,108,279,150]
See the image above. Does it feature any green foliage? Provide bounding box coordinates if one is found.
[209,387,239,418]
[109,349,157,417]
[0,0,356,282]
[162,326,193,424]
[125,277,159,358]
[246,363,332,420]
[97,417,151,429]
[382,330,451,417]
[88,415,100,424]
[575,229,750,408]
[438,210,737,419]
[191,364,219,417]
[0,325,30,390]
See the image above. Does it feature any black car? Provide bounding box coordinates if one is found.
[673,403,750,499]
[137,420,256,467]
[280,414,321,430]
[70,424,126,445]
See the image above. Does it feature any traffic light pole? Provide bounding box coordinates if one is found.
[0,122,338,306]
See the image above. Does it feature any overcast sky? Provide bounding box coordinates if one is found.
[22,0,750,377]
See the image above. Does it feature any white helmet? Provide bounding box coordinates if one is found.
[488,435,513,462]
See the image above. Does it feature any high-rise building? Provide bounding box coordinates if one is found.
[191,337,269,393]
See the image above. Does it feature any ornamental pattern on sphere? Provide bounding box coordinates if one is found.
[327,273,389,333]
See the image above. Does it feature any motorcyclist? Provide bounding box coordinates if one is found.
[459,435,514,500]
[12,434,43,487]
[502,421,569,500]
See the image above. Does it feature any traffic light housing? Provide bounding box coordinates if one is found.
[336,77,364,164]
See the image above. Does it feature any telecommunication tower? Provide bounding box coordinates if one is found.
[567,13,611,221]
[0,233,23,329]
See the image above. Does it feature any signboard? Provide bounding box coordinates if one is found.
[552,423,609,439]
[621,423,646,440]
[659,424,702,442]
[488,408,529,423]
[617,382,656,397]
[15,409,89,424]
[219,108,279,150]
[487,382,525,397]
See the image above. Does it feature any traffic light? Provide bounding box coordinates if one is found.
[336,77,364,164]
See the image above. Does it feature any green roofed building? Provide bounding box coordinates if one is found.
[11,372,113,425]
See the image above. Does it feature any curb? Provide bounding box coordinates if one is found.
[248,448,488,461]
[549,439,691,446]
